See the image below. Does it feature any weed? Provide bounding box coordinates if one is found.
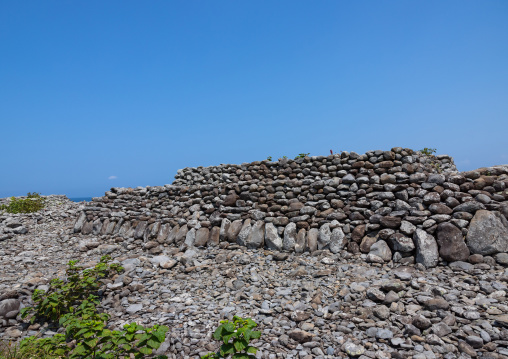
[201,316,261,359]
[419,148,436,156]
[19,256,168,359]
[294,153,310,160]
[21,255,123,324]
[0,338,57,359]
[0,193,45,214]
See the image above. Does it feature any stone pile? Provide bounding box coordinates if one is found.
[0,195,71,241]
[2,150,508,358]
[73,149,508,269]
[2,206,508,358]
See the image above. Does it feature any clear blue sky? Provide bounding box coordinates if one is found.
[1,1,507,198]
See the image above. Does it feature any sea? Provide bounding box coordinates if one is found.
[69,197,93,203]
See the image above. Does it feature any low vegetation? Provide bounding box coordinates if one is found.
[2,256,261,359]
[294,153,310,159]
[419,147,437,156]
[14,256,168,359]
[0,193,45,214]
[201,316,261,359]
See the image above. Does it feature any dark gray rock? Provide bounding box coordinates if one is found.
[388,233,415,253]
[0,299,20,318]
[466,210,508,255]
[453,201,485,214]
[436,222,470,262]
[246,221,264,248]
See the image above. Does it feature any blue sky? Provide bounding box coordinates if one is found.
[1,1,507,198]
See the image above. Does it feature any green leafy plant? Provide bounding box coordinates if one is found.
[20,296,169,359]
[418,148,443,173]
[419,148,436,156]
[266,156,272,161]
[21,255,123,324]
[294,153,310,159]
[0,193,45,214]
[19,256,169,359]
[0,337,58,359]
[201,316,261,359]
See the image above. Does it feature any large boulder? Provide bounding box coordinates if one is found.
[387,233,414,253]
[414,229,439,268]
[265,223,283,251]
[236,220,252,247]
[226,220,243,243]
[184,228,196,247]
[436,223,470,261]
[245,221,264,248]
[307,228,318,252]
[283,223,297,251]
[318,224,331,250]
[194,228,210,247]
[369,240,392,262]
[73,212,86,233]
[466,210,508,255]
[295,229,307,253]
[329,227,346,253]
[360,234,378,253]
[500,202,508,221]
[219,219,231,242]
[0,299,20,318]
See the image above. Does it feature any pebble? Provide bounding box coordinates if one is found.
[1,167,508,358]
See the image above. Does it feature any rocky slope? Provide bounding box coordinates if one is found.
[1,161,508,358]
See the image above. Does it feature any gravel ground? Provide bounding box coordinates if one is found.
[1,197,508,359]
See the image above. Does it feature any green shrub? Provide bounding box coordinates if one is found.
[21,255,123,324]
[0,193,46,214]
[0,338,57,359]
[20,296,169,359]
[294,153,310,160]
[20,256,169,359]
[201,316,261,359]
[419,148,436,156]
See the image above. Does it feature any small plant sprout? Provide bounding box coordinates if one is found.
[201,316,261,359]
[419,148,437,156]
[294,153,310,159]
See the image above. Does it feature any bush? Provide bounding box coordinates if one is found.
[0,193,45,214]
[0,338,56,359]
[201,316,261,359]
[294,153,310,160]
[20,256,168,359]
[21,255,123,324]
[419,148,436,156]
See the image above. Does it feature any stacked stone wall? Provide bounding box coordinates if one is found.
[73,148,508,267]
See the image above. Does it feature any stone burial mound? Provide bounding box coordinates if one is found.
[74,148,508,268]
[2,148,508,359]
